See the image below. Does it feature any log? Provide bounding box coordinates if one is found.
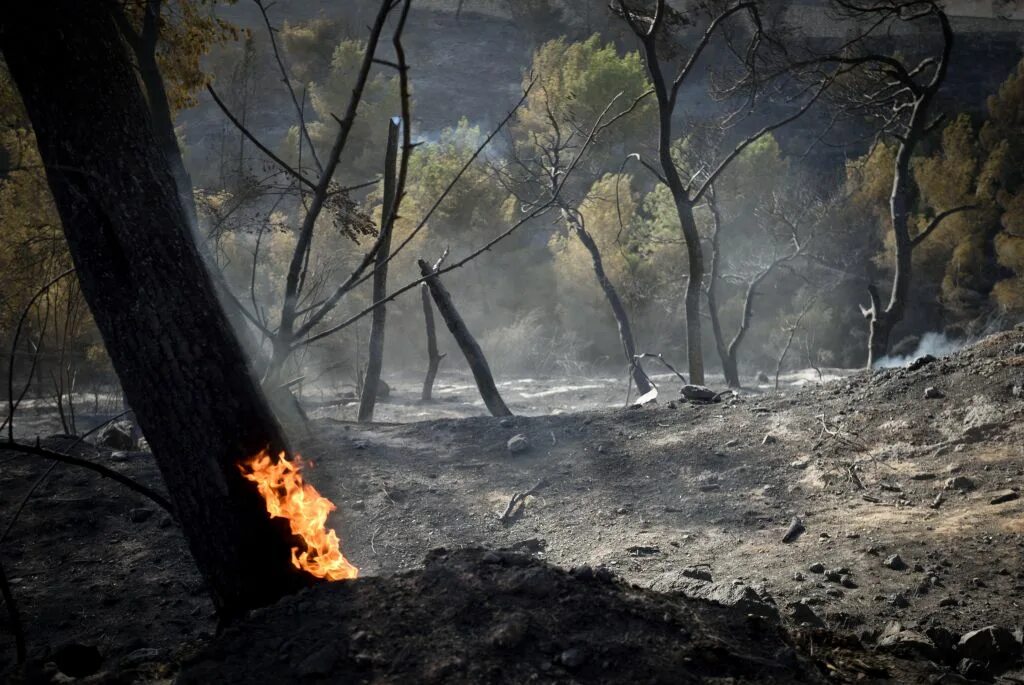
[420,283,446,401]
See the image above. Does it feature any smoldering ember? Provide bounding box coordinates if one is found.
[3,1,1024,683]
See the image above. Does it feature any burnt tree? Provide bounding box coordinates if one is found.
[420,284,446,401]
[418,257,511,417]
[357,119,401,422]
[1,1,313,617]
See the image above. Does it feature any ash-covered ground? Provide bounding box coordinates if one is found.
[3,328,1024,683]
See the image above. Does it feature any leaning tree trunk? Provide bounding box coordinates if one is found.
[417,259,511,417]
[420,284,445,401]
[357,120,400,423]
[572,225,652,396]
[1,1,313,618]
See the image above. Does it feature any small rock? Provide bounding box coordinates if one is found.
[910,472,936,481]
[792,572,805,581]
[990,490,1020,505]
[908,354,937,371]
[938,596,959,607]
[884,554,907,571]
[781,517,805,543]
[499,417,515,428]
[945,476,976,492]
[788,601,824,628]
[96,423,134,451]
[840,575,858,589]
[958,625,1020,663]
[570,565,594,581]
[296,645,338,678]
[889,592,910,608]
[559,647,587,670]
[762,433,778,446]
[808,562,825,574]
[878,630,938,660]
[924,386,945,400]
[725,439,739,448]
[1012,384,1024,399]
[680,385,717,402]
[957,658,991,680]
[757,371,771,384]
[507,434,531,455]
[680,566,713,582]
[52,643,103,678]
[128,507,153,523]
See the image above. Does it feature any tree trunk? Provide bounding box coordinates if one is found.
[677,204,706,385]
[357,120,400,423]
[573,225,652,395]
[420,283,445,401]
[1,2,313,618]
[417,260,511,417]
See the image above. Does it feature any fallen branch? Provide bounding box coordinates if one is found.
[499,479,548,522]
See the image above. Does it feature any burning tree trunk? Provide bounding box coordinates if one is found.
[420,284,446,401]
[418,257,511,417]
[357,120,400,423]
[572,222,652,396]
[1,1,314,617]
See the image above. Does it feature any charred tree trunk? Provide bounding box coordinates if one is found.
[572,224,652,395]
[420,284,445,401]
[417,259,511,417]
[704,202,739,388]
[1,2,312,618]
[357,120,400,423]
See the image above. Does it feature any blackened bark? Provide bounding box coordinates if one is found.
[572,226,652,395]
[417,260,511,417]
[357,120,400,423]
[1,2,312,618]
[420,284,445,401]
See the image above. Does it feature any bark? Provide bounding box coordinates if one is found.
[1,2,312,618]
[357,120,400,423]
[420,284,445,401]
[572,225,652,395]
[417,260,511,417]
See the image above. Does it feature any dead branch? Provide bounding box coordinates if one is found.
[499,478,548,522]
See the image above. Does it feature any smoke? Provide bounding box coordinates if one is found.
[874,332,965,369]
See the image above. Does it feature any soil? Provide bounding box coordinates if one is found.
[2,327,1024,683]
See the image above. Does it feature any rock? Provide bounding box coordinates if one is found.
[908,354,937,371]
[990,490,1020,505]
[128,507,153,523]
[877,627,938,660]
[884,554,907,571]
[911,472,936,481]
[808,563,825,574]
[375,379,391,399]
[52,642,103,678]
[781,517,804,543]
[120,647,163,668]
[840,575,858,589]
[957,658,991,680]
[499,417,515,428]
[296,645,339,678]
[757,371,771,384]
[762,433,778,446]
[680,385,717,402]
[680,566,713,582]
[649,574,778,620]
[939,596,959,607]
[507,434,531,455]
[1012,384,1024,399]
[945,476,976,492]
[558,647,587,670]
[889,592,910,608]
[787,601,824,628]
[924,386,945,400]
[724,439,739,448]
[96,422,134,451]
[957,625,1020,663]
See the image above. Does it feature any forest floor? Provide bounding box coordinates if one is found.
[2,327,1024,683]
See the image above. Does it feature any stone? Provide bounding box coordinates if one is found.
[499,417,515,428]
[957,625,1020,663]
[787,601,824,628]
[939,596,959,607]
[945,476,976,492]
[128,507,153,523]
[908,354,937,371]
[558,648,587,670]
[877,626,938,660]
[296,645,339,678]
[762,433,778,446]
[990,490,1020,505]
[957,658,991,680]
[1012,384,1024,399]
[52,642,103,678]
[889,592,910,608]
[680,385,717,402]
[649,574,778,620]
[757,371,771,384]
[96,422,134,451]
[507,434,531,455]
[884,554,906,571]
[808,563,825,574]
[840,575,858,589]
[680,566,713,582]
[924,386,945,400]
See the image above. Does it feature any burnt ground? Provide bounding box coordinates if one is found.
[2,327,1024,682]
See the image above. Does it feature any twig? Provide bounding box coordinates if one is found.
[499,478,548,522]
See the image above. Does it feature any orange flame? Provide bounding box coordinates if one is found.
[238,450,358,581]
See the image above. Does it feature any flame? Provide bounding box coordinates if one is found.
[238,450,358,581]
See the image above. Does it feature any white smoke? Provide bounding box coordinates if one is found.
[874,331,965,369]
